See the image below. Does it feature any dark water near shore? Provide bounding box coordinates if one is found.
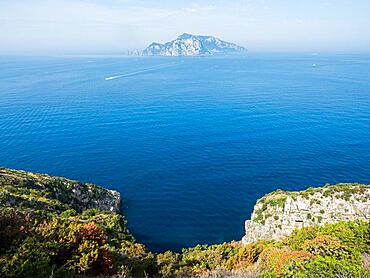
[0,54,369,251]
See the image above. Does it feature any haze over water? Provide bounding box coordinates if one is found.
[0,54,369,251]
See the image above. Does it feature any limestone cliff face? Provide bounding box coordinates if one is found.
[242,183,370,244]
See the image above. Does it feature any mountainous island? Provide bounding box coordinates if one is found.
[142,33,247,56]
[1,167,370,277]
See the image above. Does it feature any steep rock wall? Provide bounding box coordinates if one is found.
[242,183,370,244]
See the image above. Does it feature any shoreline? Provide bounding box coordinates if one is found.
[1,167,369,277]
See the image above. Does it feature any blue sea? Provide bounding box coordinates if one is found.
[0,54,369,251]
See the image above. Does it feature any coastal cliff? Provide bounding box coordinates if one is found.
[242,183,370,244]
[1,167,370,277]
[0,168,121,213]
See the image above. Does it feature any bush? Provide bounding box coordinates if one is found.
[225,241,267,270]
[303,235,350,259]
[156,251,182,277]
[0,208,33,253]
[258,247,314,277]
[283,226,320,250]
[317,221,370,254]
[0,218,114,277]
[301,256,369,278]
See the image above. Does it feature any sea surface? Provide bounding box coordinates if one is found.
[0,54,369,251]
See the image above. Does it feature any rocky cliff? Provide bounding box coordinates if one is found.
[1,167,370,277]
[143,33,246,56]
[242,183,370,244]
[0,168,120,213]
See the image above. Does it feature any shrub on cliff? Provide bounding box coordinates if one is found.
[0,217,114,277]
[284,221,370,254]
[302,235,350,259]
[318,221,370,254]
[258,247,314,277]
[0,207,34,253]
[301,256,369,278]
[224,241,268,270]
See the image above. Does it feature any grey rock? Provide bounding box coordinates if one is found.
[242,184,370,244]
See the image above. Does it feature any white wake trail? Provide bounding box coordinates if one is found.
[105,62,178,81]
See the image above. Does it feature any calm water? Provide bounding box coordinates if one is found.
[0,54,369,251]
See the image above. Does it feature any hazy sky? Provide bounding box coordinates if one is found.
[1,0,370,54]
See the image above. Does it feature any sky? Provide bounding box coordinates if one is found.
[0,0,370,54]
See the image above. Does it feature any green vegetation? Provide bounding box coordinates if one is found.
[0,168,119,213]
[1,168,370,277]
[151,221,370,277]
[253,193,287,224]
[0,168,137,277]
[263,183,369,202]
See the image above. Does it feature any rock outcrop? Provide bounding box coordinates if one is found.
[0,168,121,213]
[242,183,370,244]
[143,33,246,56]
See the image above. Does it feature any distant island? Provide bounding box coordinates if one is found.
[1,167,369,277]
[142,33,247,56]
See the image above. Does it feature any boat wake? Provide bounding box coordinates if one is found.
[105,62,178,81]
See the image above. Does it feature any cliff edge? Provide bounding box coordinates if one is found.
[242,183,370,244]
[1,167,370,277]
[0,168,121,213]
